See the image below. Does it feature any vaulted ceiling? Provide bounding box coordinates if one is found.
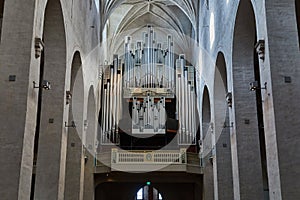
[100,0,199,54]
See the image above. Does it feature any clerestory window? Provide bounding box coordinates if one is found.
[0,0,4,42]
[296,0,300,48]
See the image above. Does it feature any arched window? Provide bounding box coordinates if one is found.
[0,0,5,41]
[296,0,300,47]
[135,186,163,200]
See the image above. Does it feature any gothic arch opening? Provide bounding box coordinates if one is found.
[33,0,68,198]
[0,0,4,41]
[296,0,300,47]
[83,86,96,200]
[65,51,85,200]
[69,51,84,135]
[201,85,214,200]
[85,86,96,156]
[213,52,233,199]
[214,52,228,142]
[201,85,212,163]
[202,86,211,139]
[232,0,268,199]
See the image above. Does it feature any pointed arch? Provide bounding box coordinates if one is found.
[83,86,96,200]
[64,51,85,200]
[201,86,214,200]
[34,0,68,199]
[231,0,266,199]
[202,86,211,139]
[85,86,96,152]
[213,51,233,199]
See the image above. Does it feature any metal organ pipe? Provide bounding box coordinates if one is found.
[154,104,159,132]
[136,42,142,87]
[178,74,183,143]
[145,32,149,87]
[188,83,192,143]
[170,40,174,88]
[191,87,196,143]
[160,97,165,129]
[167,35,172,88]
[133,97,138,126]
[109,65,114,139]
[149,28,153,88]
[179,55,186,142]
[125,36,130,88]
[102,85,107,143]
[139,104,144,132]
[115,64,121,142]
[184,66,189,140]
[176,59,182,141]
[146,95,150,127]
[189,67,196,143]
[112,56,118,143]
[106,80,110,142]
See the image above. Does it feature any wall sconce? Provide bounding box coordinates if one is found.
[255,39,265,61]
[226,92,232,107]
[84,155,88,164]
[223,122,234,128]
[208,146,216,165]
[249,81,267,91]
[35,37,44,59]
[84,120,88,130]
[66,91,72,104]
[33,80,51,90]
[209,156,213,165]
[95,140,99,149]
[65,121,76,128]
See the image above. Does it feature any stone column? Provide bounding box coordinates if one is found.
[0,0,37,199]
[264,0,300,199]
[215,112,234,200]
[64,130,85,200]
[83,149,95,200]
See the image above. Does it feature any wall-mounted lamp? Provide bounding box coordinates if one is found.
[34,37,44,59]
[226,92,232,107]
[255,39,265,61]
[84,120,88,130]
[84,155,88,164]
[95,140,99,149]
[223,122,234,128]
[65,121,76,128]
[209,156,213,165]
[199,156,204,168]
[33,80,51,90]
[66,91,72,104]
[249,81,267,91]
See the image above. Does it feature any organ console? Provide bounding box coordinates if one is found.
[100,26,198,148]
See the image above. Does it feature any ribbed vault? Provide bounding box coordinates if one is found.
[101,0,197,30]
[101,0,198,58]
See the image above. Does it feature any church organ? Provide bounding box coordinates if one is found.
[100,26,198,149]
